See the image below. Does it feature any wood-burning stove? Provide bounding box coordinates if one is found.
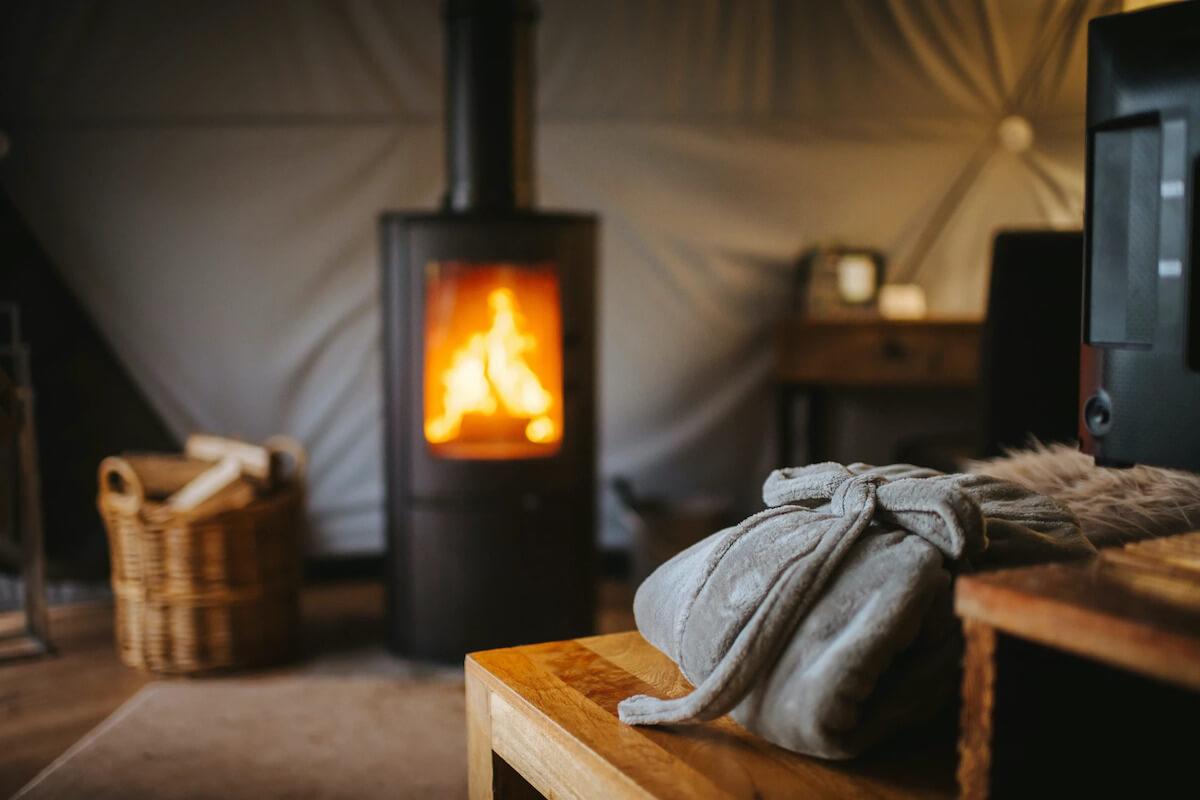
[381,0,596,660]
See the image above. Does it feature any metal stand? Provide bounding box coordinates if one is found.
[0,304,51,661]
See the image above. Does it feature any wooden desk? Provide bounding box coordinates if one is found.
[955,532,1200,799]
[466,631,956,799]
[775,317,981,465]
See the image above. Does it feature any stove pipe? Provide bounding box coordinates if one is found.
[442,0,538,213]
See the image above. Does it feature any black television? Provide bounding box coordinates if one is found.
[1081,1,1200,471]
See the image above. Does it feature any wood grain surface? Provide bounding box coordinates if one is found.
[955,547,1200,692]
[956,621,995,800]
[467,631,955,799]
[954,532,1200,798]
[0,581,386,797]
[776,317,981,388]
[0,601,151,799]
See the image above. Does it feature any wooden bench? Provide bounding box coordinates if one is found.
[955,532,1200,799]
[466,631,956,799]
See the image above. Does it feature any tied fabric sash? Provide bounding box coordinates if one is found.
[617,463,979,727]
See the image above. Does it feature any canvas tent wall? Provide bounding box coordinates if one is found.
[0,0,1115,554]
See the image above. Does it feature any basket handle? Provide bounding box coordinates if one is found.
[98,456,145,514]
[265,435,307,484]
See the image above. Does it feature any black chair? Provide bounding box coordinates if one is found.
[897,230,1083,469]
[979,230,1083,456]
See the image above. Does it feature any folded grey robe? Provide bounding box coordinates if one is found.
[618,462,1093,759]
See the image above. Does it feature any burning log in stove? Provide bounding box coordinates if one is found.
[380,0,597,660]
[423,264,563,458]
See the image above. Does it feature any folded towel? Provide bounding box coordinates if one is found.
[618,462,1092,759]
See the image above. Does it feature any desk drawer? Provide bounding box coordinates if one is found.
[776,320,981,387]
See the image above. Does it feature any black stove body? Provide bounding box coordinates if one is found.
[381,0,596,660]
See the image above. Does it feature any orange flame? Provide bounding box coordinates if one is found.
[425,287,558,447]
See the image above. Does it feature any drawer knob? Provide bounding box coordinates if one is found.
[881,338,909,360]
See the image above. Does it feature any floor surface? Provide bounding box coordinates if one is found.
[0,579,636,798]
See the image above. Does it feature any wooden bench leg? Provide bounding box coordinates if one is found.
[958,619,996,800]
[468,667,544,799]
[467,667,495,800]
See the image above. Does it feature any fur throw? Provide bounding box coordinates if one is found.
[967,443,1200,548]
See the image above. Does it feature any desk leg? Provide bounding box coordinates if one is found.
[958,619,996,800]
[778,386,832,467]
[777,384,795,468]
[805,389,829,464]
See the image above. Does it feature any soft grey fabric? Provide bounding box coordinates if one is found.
[619,462,1092,759]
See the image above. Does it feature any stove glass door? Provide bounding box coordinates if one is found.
[423,261,563,459]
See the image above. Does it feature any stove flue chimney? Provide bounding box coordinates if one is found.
[443,0,538,213]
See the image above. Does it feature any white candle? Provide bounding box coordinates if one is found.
[879,284,927,320]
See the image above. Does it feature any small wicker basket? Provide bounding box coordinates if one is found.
[97,437,306,675]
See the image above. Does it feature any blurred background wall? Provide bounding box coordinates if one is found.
[0,0,1117,556]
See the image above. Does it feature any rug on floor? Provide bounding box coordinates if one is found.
[15,676,467,800]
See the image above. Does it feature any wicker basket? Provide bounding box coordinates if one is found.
[97,437,306,675]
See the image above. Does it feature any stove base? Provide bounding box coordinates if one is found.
[387,497,595,661]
